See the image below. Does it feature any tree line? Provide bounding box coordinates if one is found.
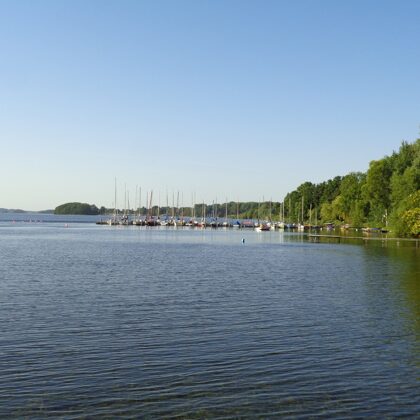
[282,139,419,236]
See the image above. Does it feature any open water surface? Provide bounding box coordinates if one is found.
[0,217,419,418]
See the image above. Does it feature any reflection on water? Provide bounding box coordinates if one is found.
[0,222,418,418]
[372,247,420,356]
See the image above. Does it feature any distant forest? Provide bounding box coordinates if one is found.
[280,139,419,236]
[55,139,420,236]
[55,202,100,215]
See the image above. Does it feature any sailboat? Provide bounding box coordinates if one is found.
[222,199,232,228]
[297,196,306,231]
[233,200,241,228]
[276,201,285,229]
[108,178,120,225]
[254,197,270,231]
[146,190,158,226]
[197,201,206,228]
[255,224,270,231]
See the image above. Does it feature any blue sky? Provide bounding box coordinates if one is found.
[1,0,419,210]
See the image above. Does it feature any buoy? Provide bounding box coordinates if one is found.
[242,238,245,243]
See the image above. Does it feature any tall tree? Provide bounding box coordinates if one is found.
[339,172,366,224]
[363,158,393,224]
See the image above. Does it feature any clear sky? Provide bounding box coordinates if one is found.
[1,0,419,210]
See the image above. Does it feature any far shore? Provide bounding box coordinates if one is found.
[0,208,54,214]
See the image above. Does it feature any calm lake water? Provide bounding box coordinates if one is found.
[0,215,419,418]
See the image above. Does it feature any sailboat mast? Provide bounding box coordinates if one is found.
[139,187,142,217]
[124,183,127,217]
[135,186,138,217]
[309,203,312,225]
[176,191,180,220]
[301,196,304,224]
[172,191,175,219]
[289,198,292,224]
[181,192,184,223]
[158,191,160,220]
[149,190,153,218]
[191,193,194,219]
[114,177,117,218]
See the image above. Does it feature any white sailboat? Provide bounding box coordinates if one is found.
[108,177,119,225]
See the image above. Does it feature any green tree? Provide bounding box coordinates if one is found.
[280,138,418,235]
[394,190,420,236]
[339,172,366,224]
[391,166,418,208]
[320,202,334,222]
[54,202,99,215]
[331,195,345,222]
[391,140,416,175]
[363,158,393,224]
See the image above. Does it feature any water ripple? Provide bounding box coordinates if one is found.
[0,226,419,417]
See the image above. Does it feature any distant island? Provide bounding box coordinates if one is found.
[0,208,54,214]
[0,208,27,213]
[54,202,100,215]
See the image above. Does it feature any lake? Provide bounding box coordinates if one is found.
[0,215,419,418]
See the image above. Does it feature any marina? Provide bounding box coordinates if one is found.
[93,214,420,247]
[96,215,283,229]
[309,233,420,247]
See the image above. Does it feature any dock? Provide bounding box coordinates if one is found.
[308,234,419,248]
